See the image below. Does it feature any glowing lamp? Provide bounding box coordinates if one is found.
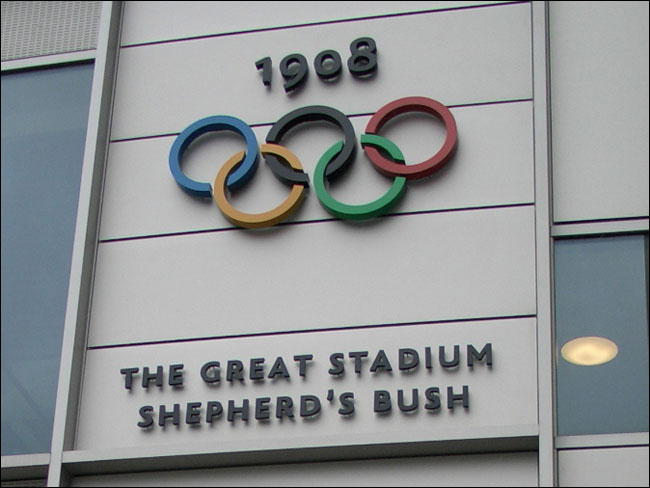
[561,336,618,366]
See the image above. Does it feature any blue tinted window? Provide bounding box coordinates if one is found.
[554,235,649,436]
[1,63,94,455]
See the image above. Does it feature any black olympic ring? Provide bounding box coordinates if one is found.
[264,106,357,186]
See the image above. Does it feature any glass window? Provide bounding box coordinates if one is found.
[1,63,94,455]
[554,234,649,436]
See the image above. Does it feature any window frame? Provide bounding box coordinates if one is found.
[550,220,650,451]
[0,2,122,485]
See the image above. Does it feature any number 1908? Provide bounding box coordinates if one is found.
[255,37,377,93]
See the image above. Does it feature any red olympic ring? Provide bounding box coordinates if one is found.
[363,96,458,180]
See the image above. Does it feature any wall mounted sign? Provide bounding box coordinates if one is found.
[169,96,458,228]
[120,342,492,429]
[77,319,538,450]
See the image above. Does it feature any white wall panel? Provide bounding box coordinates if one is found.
[99,101,534,240]
[558,446,650,487]
[76,318,537,451]
[88,205,535,347]
[550,1,649,223]
[71,451,538,487]
[110,2,532,140]
[121,1,513,47]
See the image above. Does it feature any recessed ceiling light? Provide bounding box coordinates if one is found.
[561,336,618,366]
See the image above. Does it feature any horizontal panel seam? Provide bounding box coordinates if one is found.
[87,313,537,350]
[98,202,535,243]
[108,98,534,144]
[557,443,650,451]
[553,216,649,226]
[62,435,539,465]
[119,2,528,50]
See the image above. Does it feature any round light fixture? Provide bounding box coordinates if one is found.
[560,336,618,366]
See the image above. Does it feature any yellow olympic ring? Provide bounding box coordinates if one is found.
[213,144,307,229]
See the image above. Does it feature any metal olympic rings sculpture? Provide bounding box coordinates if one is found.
[169,96,458,229]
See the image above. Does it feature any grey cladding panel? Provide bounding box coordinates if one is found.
[1,1,101,61]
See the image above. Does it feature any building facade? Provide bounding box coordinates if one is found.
[1,1,648,486]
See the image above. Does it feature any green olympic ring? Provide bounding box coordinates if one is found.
[313,134,407,221]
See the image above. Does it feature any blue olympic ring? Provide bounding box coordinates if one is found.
[169,115,259,197]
